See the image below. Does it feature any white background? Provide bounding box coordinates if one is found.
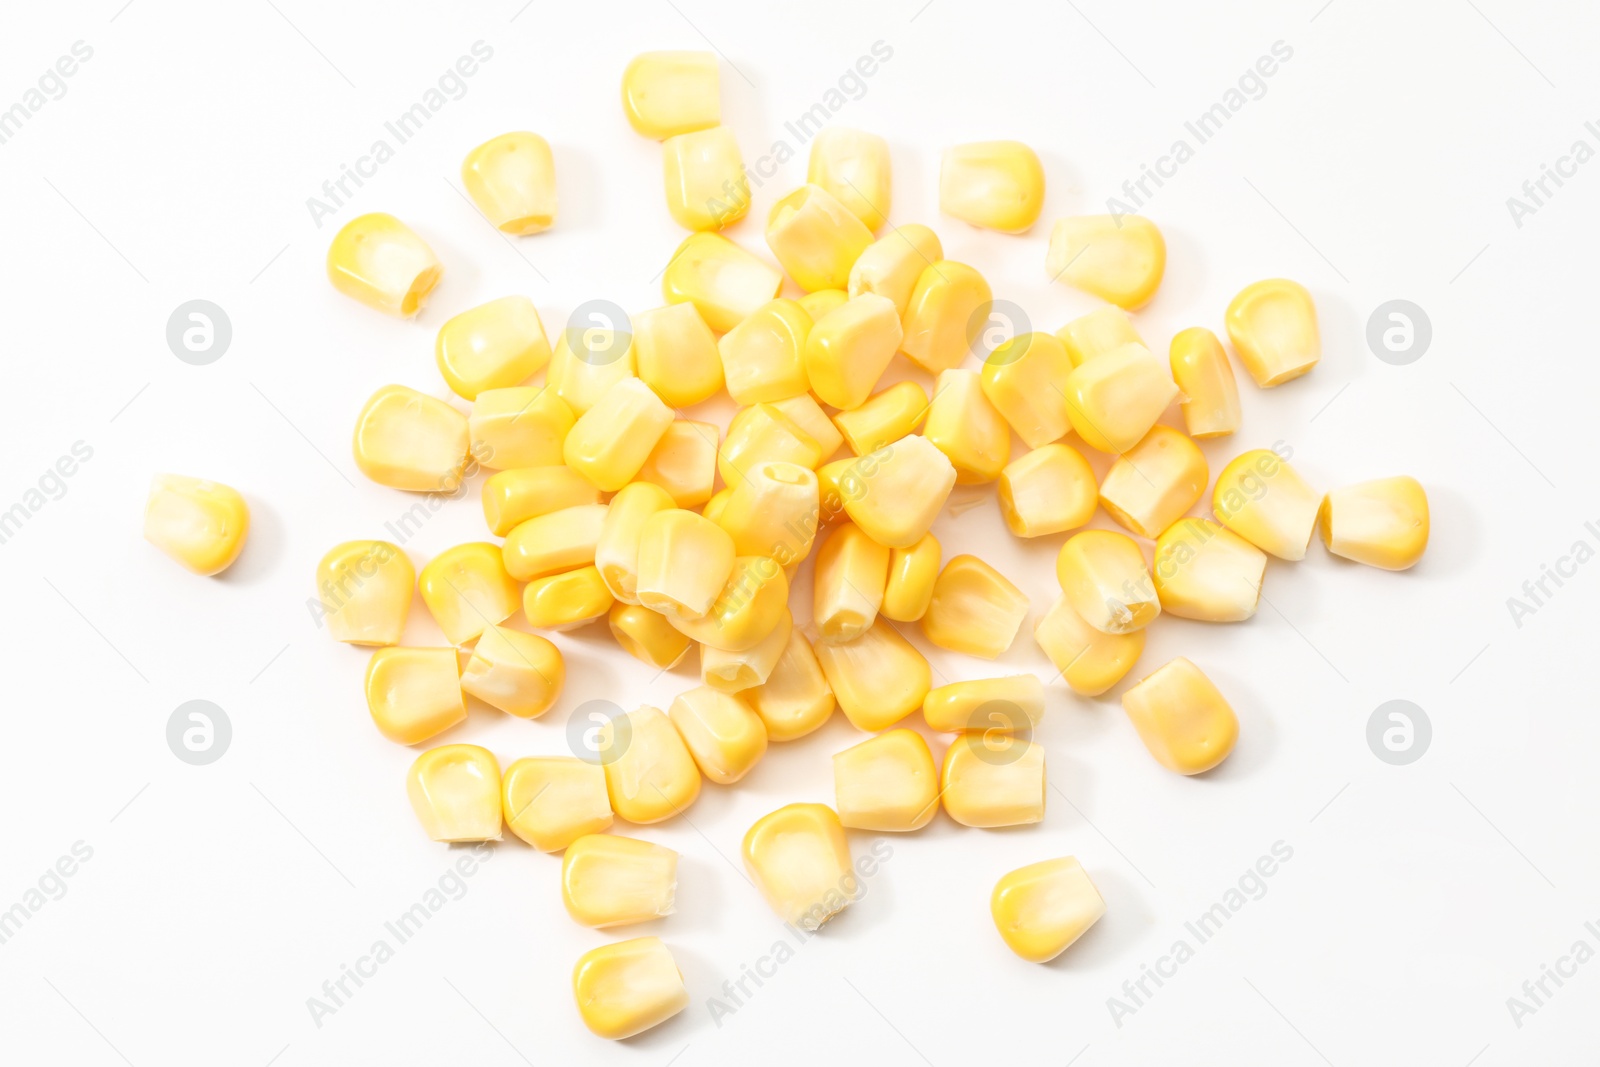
[0,0,1592,1064]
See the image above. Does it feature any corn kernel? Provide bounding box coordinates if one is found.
[701,486,733,525]
[315,540,413,645]
[1099,425,1208,539]
[718,298,812,405]
[991,857,1105,963]
[1153,518,1266,623]
[564,379,673,492]
[621,51,719,140]
[1046,215,1165,310]
[808,127,892,230]
[833,729,938,831]
[460,623,564,717]
[419,542,521,645]
[636,509,737,619]
[1225,278,1320,386]
[769,393,845,459]
[482,466,602,537]
[747,629,835,741]
[900,260,991,374]
[1033,595,1145,696]
[923,675,1044,733]
[767,184,874,292]
[468,386,574,471]
[718,403,823,487]
[833,380,928,456]
[503,756,611,851]
[663,126,749,230]
[1213,449,1319,561]
[922,554,1029,659]
[881,533,941,622]
[562,834,678,927]
[980,332,1072,449]
[716,461,819,563]
[326,212,440,318]
[813,617,931,732]
[702,608,792,693]
[1319,476,1429,571]
[941,141,1045,233]
[814,523,890,643]
[572,939,688,1042]
[461,131,557,235]
[144,474,249,576]
[354,385,470,491]
[597,482,677,604]
[669,556,788,651]
[662,232,783,333]
[815,457,856,526]
[407,744,501,842]
[633,302,724,408]
[798,288,849,319]
[669,685,768,782]
[1170,326,1241,438]
[997,444,1097,538]
[841,434,956,548]
[1121,657,1238,774]
[1056,305,1144,368]
[1056,530,1159,634]
[926,369,1009,484]
[941,734,1046,827]
[804,294,903,410]
[742,803,856,929]
[635,420,719,507]
[523,566,615,631]
[1061,343,1179,454]
[549,326,636,417]
[502,503,609,581]
[600,706,702,823]
[436,296,550,400]
[848,224,943,315]
[365,647,464,744]
[609,602,693,670]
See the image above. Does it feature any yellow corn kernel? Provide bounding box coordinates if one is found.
[702,608,792,693]
[770,394,844,458]
[1046,215,1165,310]
[609,602,693,670]
[663,126,749,230]
[701,486,733,525]
[1213,449,1319,561]
[747,629,835,741]
[1033,595,1145,696]
[998,444,1097,538]
[460,623,564,718]
[1225,278,1320,386]
[564,379,673,492]
[926,369,1009,484]
[636,509,737,619]
[468,386,574,471]
[635,420,719,508]
[1061,343,1179,454]
[813,617,931,731]
[923,675,1044,733]
[991,857,1105,963]
[1099,425,1208,539]
[1122,657,1238,774]
[742,803,856,929]
[1056,305,1144,368]
[669,685,769,782]
[833,729,938,832]
[315,541,413,645]
[502,503,609,581]
[815,457,856,526]
[549,326,636,417]
[798,288,849,319]
[941,734,1046,827]
[597,482,678,604]
[354,385,470,491]
[900,260,992,374]
[848,224,944,315]
[814,523,891,643]
[460,131,556,235]
[1319,476,1429,571]
[621,51,719,140]
[718,403,823,487]
[922,554,1030,659]
[1170,326,1241,438]
[808,127,892,230]
[718,298,812,405]
[833,381,928,456]
[523,566,615,631]
[941,141,1045,233]
[662,232,783,333]
[572,936,689,1040]
[980,332,1072,449]
[366,647,464,744]
[841,434,957,548]
[804,294,903,410]
[503,756,611,851]
[407,744,501,842]
[326,212,440,317]
[1056,529,1159,634]
[481,465,601,537]
[144,474,249,576]
[600,706,702,823]
[716,461,819,563]
[419,542,521,645]
[632,302,723,408]
[1153,519,1267,623]
[766,184,874,292]
[668,556,788,652]
[562,834,678,927]
[882,533,941,622]
[435,296,550,400]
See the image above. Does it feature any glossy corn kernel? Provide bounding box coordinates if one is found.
[669,685,768,782]
[941,141,1045,233]
[747,629,835,740]
[1319,476,1429,571]
[718,403,823,487]
[716,461,819,564]
[354,385,470,491]
[622,51,719,140]
[419,542,521,645]
[549,326,636,418]
[798,288,849,319]
[980,332,1072,449]
[468,386,574,471]
[1033,595,1145,696]
[900,260,991,374]
[808,127,892,230]
[849,224,943,315]
[1213,449,1319,561]
[572,937,689,1040]
[636,420,719,507]
[460,623,565,717]
[1046,215,1165,310]
[436,296,550,400]
[1122,657,1238,774]
[1099,425,1208,539]
[523,566,615,631]
[1056,530,1159,634]
[833,381,928,456]
[315,541,413,645]
[833,729,938,832]
[922,554,1029,659]
[326,212,440,318]
[881,533,941,622]
[926,369,1009,484]
[632,302,723,408]
[813,617,931,732]
[804,294,903,410]
[600,706,702,823]
[503,756,611,851]
[941,734,1046,827]
[841,434,957,548]
[1056,305,1144,368]
[998,444,1097,538]
[1061,343,1179,454]
[766,184,874,292]
[408,744,501,842]
[461,131,556,235]
[481,466,601,537]
[815,457,856,526]
[562,834,678,928]
[742,803,856,930]
[702,608,792,693]
[502,503,609,581]
[924,675,1044,733]
[663,126,749,230]
[669,556,788,652]
[770,394,844,460]
[144,474,249,576]
[1225,279,1320,386]
[991,857,1105,963]
[596,482,677,604]
[636,509,737,619]
[814,523,891,643]
[1153,519,1266,623]
[609,602,693,670]
[717,298,812,405]
[365,647,465,744]
[1170,327,1241,438]
[564,379,673,492]
[662,232,783,333]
